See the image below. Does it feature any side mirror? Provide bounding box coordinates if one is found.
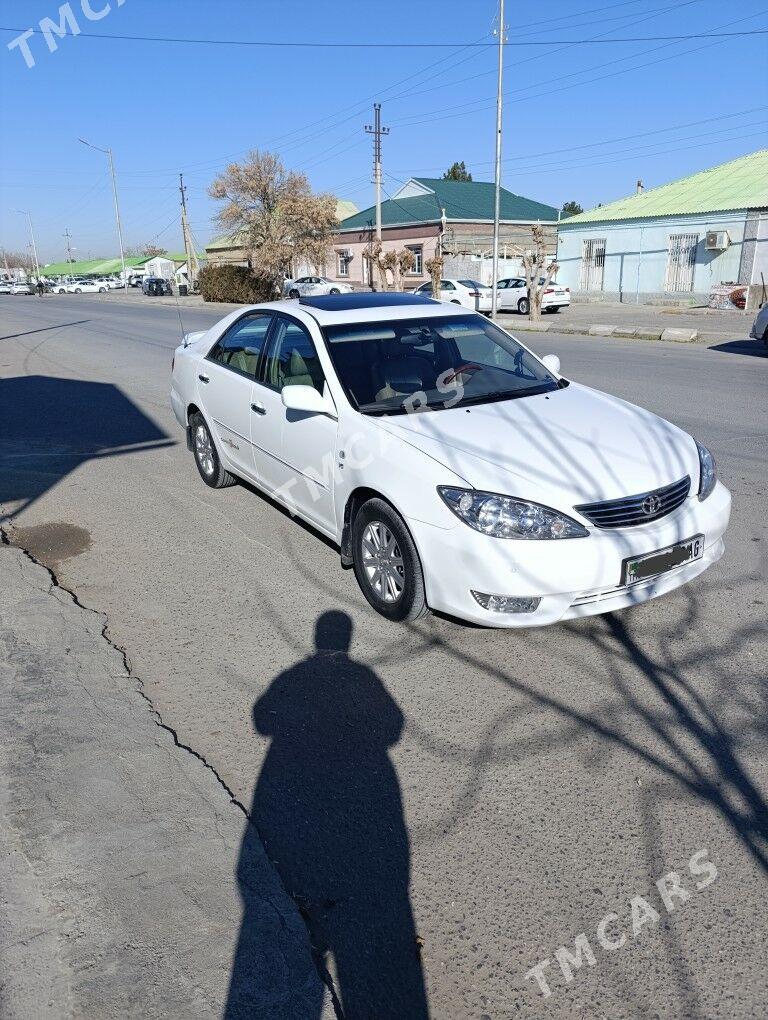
[281,384,337,418]
[541,354,561,376]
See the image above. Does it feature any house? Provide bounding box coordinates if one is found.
[556,150,768,307]
[331,177,559,289]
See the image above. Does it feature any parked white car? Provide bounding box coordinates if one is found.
[10,281,35,295]
[0,280,14,294]
[497,277,571,314]
[56,280,108,294]
[413,278,493,312]
[283,276,352,299]
[170,292,730,627]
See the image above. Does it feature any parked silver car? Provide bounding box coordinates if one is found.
[749,303,768,348]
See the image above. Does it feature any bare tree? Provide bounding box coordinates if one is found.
[142,244,168,258]
[510,225,559,321]
[3,249,35,273]
[209,149,338,296]
[424,255,444,299]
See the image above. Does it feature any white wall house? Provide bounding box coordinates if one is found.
[556,150,768,306]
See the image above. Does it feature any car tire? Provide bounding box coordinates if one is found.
[351,498,428,623]
[289,289,300,299]
[329,287,340,295]
[549,305,560,313]
[517,297,529,315]
[189,412,236,489]
[75,288,82,293]
[451,299,461,305]
[99,287,106,293]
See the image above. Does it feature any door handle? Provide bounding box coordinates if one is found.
[251,402,266,415]
[198,373,209,384]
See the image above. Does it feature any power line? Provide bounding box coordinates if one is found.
[2,26,766,47]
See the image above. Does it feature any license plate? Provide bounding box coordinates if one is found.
[622,534,704,585]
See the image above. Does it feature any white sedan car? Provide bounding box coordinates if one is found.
[497,277,571,314]
[283,276,352,299]
[413,278,493,312]
[170,293,730,627]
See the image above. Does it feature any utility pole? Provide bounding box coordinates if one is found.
[365,103,389,244]
[63,228,74,264]
[16,210,40,280]
[78,138,128,290]
[490,0,505,319]
[179,173,198,292]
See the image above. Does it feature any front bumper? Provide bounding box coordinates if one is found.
[408,481,731,627]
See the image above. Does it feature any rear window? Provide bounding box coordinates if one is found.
[458,279,486,289]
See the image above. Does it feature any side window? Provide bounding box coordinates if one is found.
[264,318,325,393]
[207,313,273,379]
[441,281,456,291]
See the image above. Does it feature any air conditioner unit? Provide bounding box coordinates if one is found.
[705,230,730,250]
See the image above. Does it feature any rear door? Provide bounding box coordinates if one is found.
[197,311,274,481]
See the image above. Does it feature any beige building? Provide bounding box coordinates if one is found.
[330,177,560,289]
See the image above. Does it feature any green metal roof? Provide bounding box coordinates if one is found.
[40,256,150,276]
[338,177,558,231]
[560,149,768,226]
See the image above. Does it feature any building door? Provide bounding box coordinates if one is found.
[580,238,606,291]
[664,233,698,292]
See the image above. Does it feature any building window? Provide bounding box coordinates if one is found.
[664,233,698,292]
[337,249,351,277]
[406,244,423,274]
[580,238,606,291]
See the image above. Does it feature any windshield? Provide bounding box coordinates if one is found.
[458,279,486,290]
[322,313,559,415]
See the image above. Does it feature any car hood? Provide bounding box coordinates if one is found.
[376,382,699,513]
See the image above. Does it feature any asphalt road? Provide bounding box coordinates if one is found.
[1,293,766,1019]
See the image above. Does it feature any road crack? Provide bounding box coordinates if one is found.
[0,522,344,1018]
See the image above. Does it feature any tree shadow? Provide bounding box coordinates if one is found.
[226,611,429,1020]
[0,375,175,523]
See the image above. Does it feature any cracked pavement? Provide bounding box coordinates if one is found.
[0,295,766,1018]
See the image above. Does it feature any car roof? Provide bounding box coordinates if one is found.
[235,294,470,327]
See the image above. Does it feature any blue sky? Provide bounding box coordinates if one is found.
[1,0,767,263]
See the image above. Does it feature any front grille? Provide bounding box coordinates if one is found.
[575,476,691,529]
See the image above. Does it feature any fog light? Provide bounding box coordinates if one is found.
[471,591,541,614]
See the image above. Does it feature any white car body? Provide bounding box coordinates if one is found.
[66,280,107,293]
[170,293,730,628]
[283,276,353,299]
[413,278,493,312]
[496,276,571,313]
[10,282,34,295]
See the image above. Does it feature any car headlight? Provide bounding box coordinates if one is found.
[696,441,716,501]
[438,487,588,539]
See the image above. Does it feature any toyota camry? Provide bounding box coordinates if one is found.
[170,293,730,627]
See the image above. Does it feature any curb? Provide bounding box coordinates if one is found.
[497,316,705,343]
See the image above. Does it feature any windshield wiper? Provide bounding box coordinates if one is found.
[454,384,555,408]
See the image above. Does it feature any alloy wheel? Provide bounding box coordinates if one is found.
[195,424,215,476]
[361,521,404,603]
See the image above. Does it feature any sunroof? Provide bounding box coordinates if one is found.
[299,292,438,311]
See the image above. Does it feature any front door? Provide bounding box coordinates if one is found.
[198,311,274,481]
[253,314,338,536]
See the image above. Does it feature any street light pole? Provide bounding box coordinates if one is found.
[78,137,128,290]
[490,0,505,320]
[16,210,40,281]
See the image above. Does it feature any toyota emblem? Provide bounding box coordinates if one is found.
[642,494,661,515]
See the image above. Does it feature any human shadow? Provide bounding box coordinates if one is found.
[226,611,429,1020]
